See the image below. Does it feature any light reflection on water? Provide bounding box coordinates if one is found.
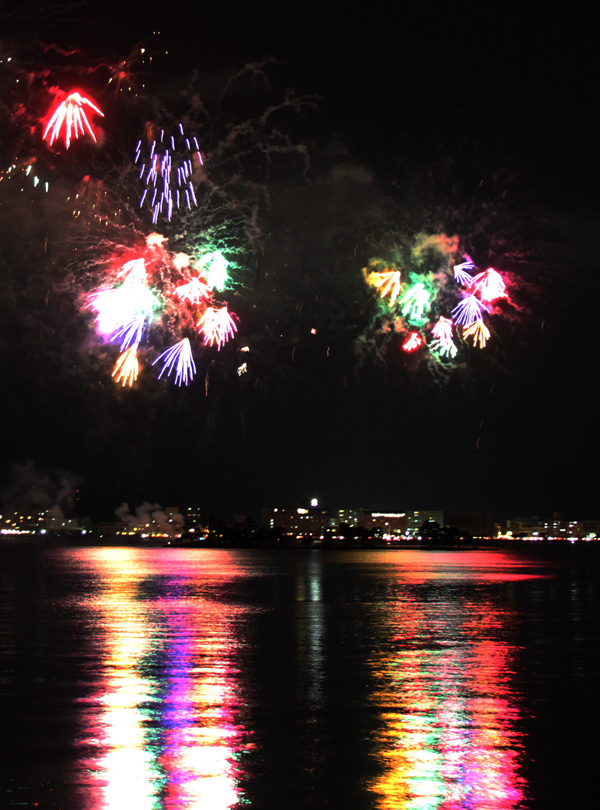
[4,545,591,809]
[74,548,252,809]
[366,592,525,809]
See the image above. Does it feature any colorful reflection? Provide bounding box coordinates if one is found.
[366,553,530,809]
[75,549,250,809]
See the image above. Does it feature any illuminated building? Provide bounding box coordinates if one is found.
[406,510,445,534]
[360,510,407,535]
[337,508,361,527]
[261,505,332,538]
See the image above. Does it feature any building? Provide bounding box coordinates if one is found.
[360,510,407,536]
[262,505,332,538]
[406,510,445,534]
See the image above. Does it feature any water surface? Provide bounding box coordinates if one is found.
[1,545,599,809]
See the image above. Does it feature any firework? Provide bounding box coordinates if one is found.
[470,268,507,303]
[196,251,230,291]
[112,347,140,387]
[400,282,431,324]
[172,253,191,271]
[153,338,196,386]
[111,316,146,351]
[451,294,488,327]
[118,258,148,285]
[430,337,458,358]
[453,256,476,286]
[463,320,491,348]
[174,275,211,306]
[43,90,104,149]
[136,123,202,223]
[88,280,159,336]
[431,316,454,342]
[402,331,424,352]
[198,306,237,349]
[146,232,168,250]
[365,269,402,306]
[429,317,457,358]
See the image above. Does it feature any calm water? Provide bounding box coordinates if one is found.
[1,544,599,809]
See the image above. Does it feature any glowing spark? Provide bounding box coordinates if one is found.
[153,338,196,385]
[112,347,139,387]
[43,91,104,149]
[431,316,454,342]
[470,268,507,303]
[453,256,476,286]
[430,337,458,358]
[197,306,237,349]
[174,275,211,305]
[195,251,229,291]
[118,258,147,285]
[89,282,159,336]
[400,282,431,323]
[240,345,249,352]
[430,317,458,358]
[451,294,488,326]
[463,320,491,348]
[402,331,423,352]
[111,316,145,350]
[172,252,190,271]
[237,362,248,375]
[136,124,201,222]
[146,232,167,249]
[365,269,402,306]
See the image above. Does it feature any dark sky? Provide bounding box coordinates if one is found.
[1,2,598,522]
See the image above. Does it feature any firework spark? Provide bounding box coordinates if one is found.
[429,317,457,358]
[453,256,476,286]
[153,338,196,385]
[196,251,230,292]
[88,281,159,336]
[112,347,139,387]
[451,294,488,327]
[430,337,458,358]
[463,320,491,348]
[136,123,202,223]
[197,306,237,348]
[43,90,104,149]
[402,331,424,352]
[470,268,507,303]
[431,316,454,342]
[111,316,146,351]
[174,275,211,306]
[400,282,431,324]
[365,269,402,306]
[118,258,147,285]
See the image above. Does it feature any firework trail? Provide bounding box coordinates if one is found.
[153,338,196,386]
[135,123,202,223]
[112,347,140,387]
[43,90,104,148]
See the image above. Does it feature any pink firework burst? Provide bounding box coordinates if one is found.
[470,268,507,303]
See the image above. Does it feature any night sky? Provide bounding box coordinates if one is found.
[1,2,598,523]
